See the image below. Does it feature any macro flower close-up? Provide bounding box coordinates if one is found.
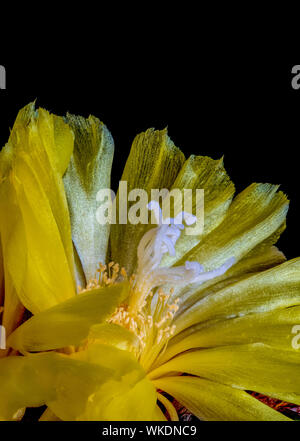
[0,102,299,421]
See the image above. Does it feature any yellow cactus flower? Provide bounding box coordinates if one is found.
[0,103,300,421]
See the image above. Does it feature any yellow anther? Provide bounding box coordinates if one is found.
[121,267,127,278]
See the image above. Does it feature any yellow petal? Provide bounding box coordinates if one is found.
[57,343,156,421]
[0,237,4,308]
[0,343,155,421]
[10,104,75,273]
[63,114,114,282]
[0,144,22,331]
[167,183,288,317]
[178,183,288,273]
[86,376,156,421]
[153,376,290,421]
[169,245,286,320]
[110,128,185,275]
[44,112,75,176]
[224,244,286,279]
[0,274,24,358]
[0,180,25,352]
[149,343,300,405]
[7,282,129,352]
[11,156,75,312]
[0,351,113,421]
[0,353,59,420]
[71,341,144,376]
[88,322,139,352]
[173,257,300,334]
[0,104,75,313]
[158,305,300,365]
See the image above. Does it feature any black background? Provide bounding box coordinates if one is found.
[0,45,299,261]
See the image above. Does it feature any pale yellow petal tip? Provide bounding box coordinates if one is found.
[12,101,36,126]
[3,102,75,179]
[248,182,289,201]
[135,127,185,161]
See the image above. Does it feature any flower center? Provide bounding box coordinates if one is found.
[114,201,235,370]
[84,201,235,371]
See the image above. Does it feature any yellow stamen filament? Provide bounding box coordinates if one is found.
[80,262,128,293]
[108,279,179,371]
